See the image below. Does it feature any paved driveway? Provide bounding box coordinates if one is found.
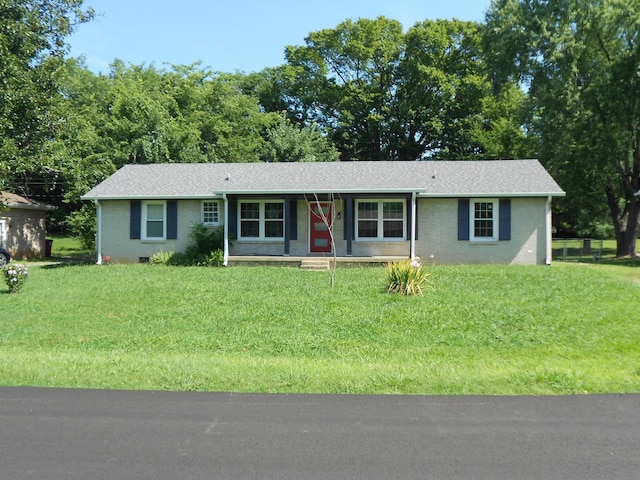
[1,387,639,479]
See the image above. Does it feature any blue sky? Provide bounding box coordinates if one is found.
[69,0,492,74]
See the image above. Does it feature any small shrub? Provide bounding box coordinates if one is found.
[150,251,177,265]
[183,224,229,266]
[185,224,225,260]
[205,249,224,267]
[2,263,29,293]
[67,203,97,249]
[385,259,433,296]
[169,252,190,266]
[149,225,229,267]
[149,251,191,266]
[186,249,224,267]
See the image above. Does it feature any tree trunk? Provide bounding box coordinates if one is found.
[607,195,640,258]
[617,198,640,257]
[608,188,640,258]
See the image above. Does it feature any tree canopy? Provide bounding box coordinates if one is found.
[0,0,93,194]
[5,4,639,251]
[276,17,502,161]
[485,0,640,256]
[53,60,339,243]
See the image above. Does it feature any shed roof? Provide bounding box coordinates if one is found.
[81,160,565,200]
[1,192,56,211]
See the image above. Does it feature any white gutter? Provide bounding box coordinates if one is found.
[410,191,417,262]
[417,192,566,198]
[94,200,103,265]
[545,196,552,265]
[222,193,229,267]
[213,188,427,196]
[80,194,224,201]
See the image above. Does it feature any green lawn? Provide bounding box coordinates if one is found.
[48,234,94,259]
[1,259,639,394]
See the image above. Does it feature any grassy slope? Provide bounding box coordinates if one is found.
[1,261,639,394]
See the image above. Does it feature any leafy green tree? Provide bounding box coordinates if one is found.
[393,19,489,160]
[485,0,640,256]
[0,0,93,194]
[281,17,496,161]
[471,83,536,160]
[285,17,405,161]
[262,118,340,162]
[55,61,341,244]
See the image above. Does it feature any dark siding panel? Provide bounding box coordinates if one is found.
[415,202,418,240]
[130,201,141,239]
[458,199,470,241]
[228,199,237,237]
[290,200,297,241]
[344,196,354,240]
[499,199,511,241]
[167,200,178,239]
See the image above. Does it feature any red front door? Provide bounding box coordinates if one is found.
[309,202,333,253]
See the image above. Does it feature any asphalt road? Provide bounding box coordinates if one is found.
[1,387,638,479]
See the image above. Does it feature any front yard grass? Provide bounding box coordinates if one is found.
[1,261,639,394]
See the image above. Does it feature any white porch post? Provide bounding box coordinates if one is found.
[546,196,552,265]
[223,194,229,266]
[410,192,417,262]
[94,200,102,265]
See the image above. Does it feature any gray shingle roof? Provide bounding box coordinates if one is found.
[81,160,565,200]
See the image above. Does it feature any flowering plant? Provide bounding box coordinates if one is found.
[385,259,433,296]
[2,263,29,293]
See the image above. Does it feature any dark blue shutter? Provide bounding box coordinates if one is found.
[130,201,141,239]
[499,199,511,241]
[167,200,178,239]
[289,200,297,240]
[344,196,354,240]
[458,199,470,241]
[228,199,237,237]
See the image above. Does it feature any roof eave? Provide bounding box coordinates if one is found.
[417,192,566,198]
[82,190,566,200]
[4,202,56,211]
[81,194,225,201]
[214,188,427,195]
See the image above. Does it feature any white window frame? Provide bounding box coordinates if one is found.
[0,219,5,247]
[142,200,166,240]
[201,200,220,226]
[470,198,498,242]
[238,200,285,240]
[355,199,406,241]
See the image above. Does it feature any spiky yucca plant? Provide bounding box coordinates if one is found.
[384,260,433,296]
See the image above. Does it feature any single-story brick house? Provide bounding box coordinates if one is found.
[81,160,565,265]
[0,192,56,259]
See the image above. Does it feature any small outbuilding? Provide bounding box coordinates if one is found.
[0,192,56,260]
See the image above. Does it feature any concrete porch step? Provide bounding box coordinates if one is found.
[300,259,330,270]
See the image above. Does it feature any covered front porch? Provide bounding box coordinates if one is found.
[221,192,420,266]
[226,254,414,268]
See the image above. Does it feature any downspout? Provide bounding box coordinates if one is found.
[94,199,102,265]
[410,192,417,262]
[545,196,552,265]
[223,193,229,266]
